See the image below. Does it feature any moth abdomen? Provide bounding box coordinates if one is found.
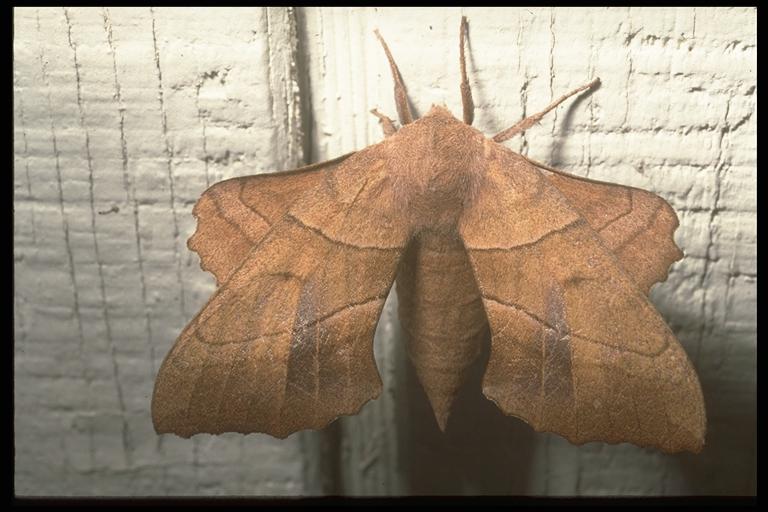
[396,230,488,431]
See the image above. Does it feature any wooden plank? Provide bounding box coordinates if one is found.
[14,6,311,496]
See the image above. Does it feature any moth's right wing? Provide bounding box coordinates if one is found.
[153,149,411,438]
[188,153,354,285]
[459,147,705,454]
[523,156,683,295]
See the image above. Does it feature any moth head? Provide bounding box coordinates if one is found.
[423,104,464,123]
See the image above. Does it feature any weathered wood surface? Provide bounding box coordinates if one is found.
[15,7,755,495]
[14,6,309,496]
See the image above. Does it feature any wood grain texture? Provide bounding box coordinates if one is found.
[13,6,309,496]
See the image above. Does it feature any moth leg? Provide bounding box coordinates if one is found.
[374,28,415,125]
[492,78,600,143]
[459,16,474,126]
[370,108,398,137]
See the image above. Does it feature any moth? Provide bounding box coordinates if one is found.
[152,18,706,454]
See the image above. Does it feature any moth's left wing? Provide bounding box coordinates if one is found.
[458,146,705,453]
[188,153,355,285]
[152,148,410,438]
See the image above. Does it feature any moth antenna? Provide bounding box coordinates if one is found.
[374,28,415,125]
[492,77,601,143]
[370,108,398,137]
[459,16,474,126]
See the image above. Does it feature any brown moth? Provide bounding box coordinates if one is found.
[152,17,706,454]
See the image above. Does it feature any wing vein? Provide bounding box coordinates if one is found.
[287,213,402,251]
[468,217,584,251]
[196,294,388,346]
[484,296,670,357]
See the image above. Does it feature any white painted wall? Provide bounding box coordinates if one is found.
[13,6,307,496]
[14,7,755,496]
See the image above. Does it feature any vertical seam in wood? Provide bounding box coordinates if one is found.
[64,7,132,469]
[293,7,343,495]
[150,6,187,317]
[518,16,529,155]
[548,8,556,164]
[695,92,731,365]
[264,8,277,129]
[36,9,85,350]
[14,74,37,245]
[294,7,314,165]
[102,7,156,378]
[586,16,594,179]
[194,79,211,189]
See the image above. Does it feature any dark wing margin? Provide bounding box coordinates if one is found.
[153,149,410,438]
[458,146,705,454]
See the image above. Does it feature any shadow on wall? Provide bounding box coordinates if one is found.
[403,331,537,495]
[399,299,755,496]
[395,83,590,497]
[301,93,754,497]
[668,305,757,496]
[551,92,755,495]
[548,83,596,169]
